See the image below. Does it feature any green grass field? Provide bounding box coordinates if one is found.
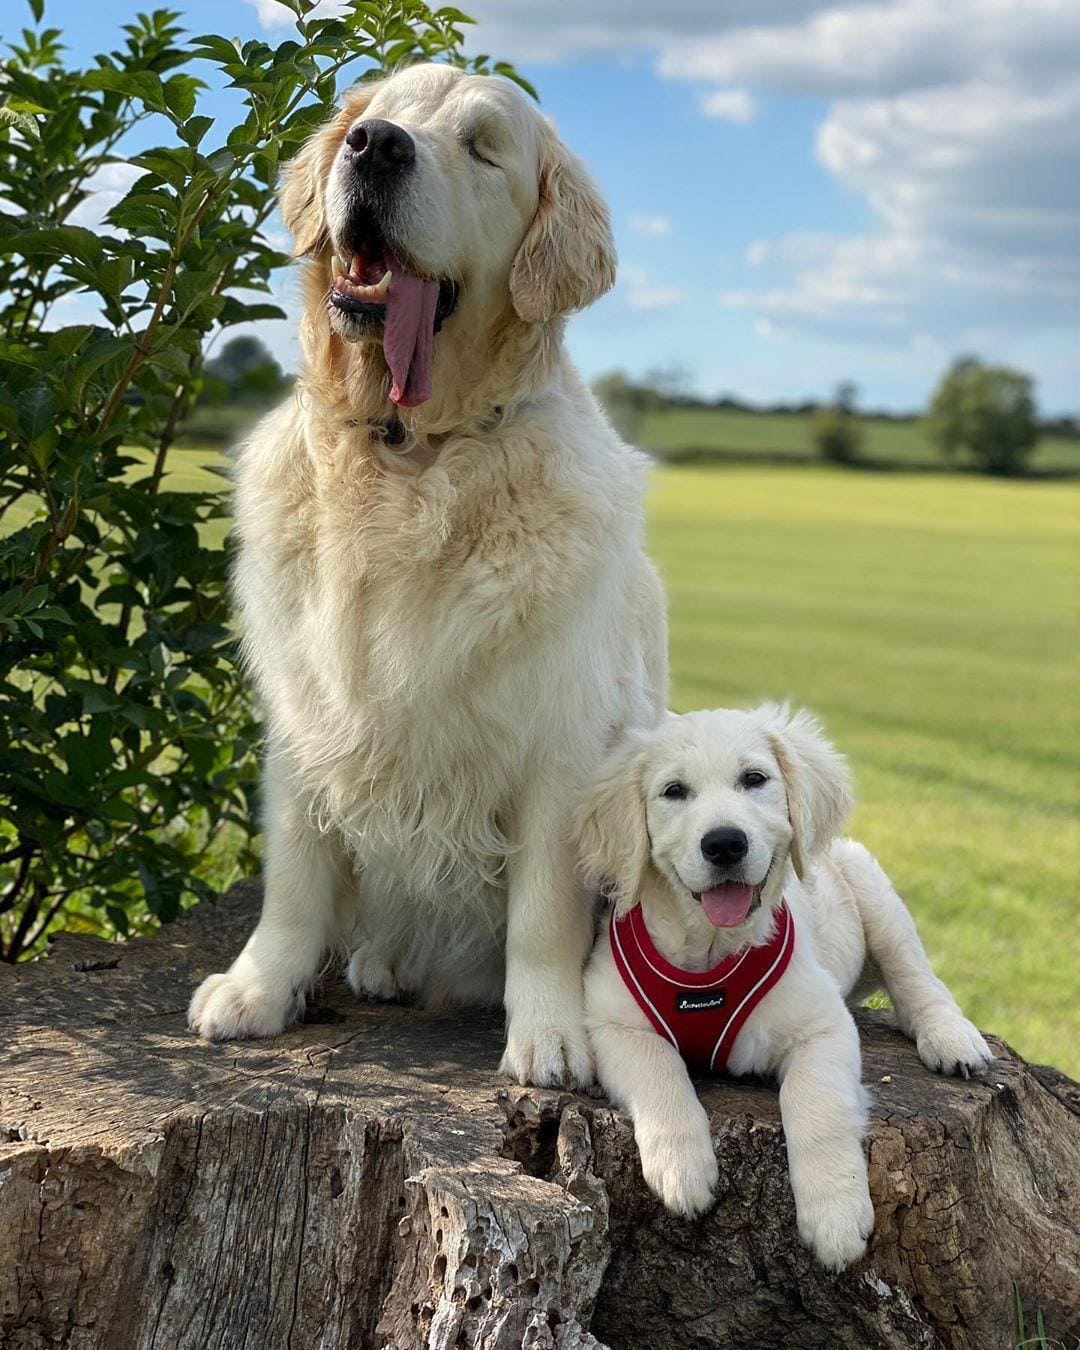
[7,447,1077,1073]
[650,465,1078,1074]
[638,405,1080,476]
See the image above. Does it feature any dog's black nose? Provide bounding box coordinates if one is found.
[345,119,415,174]
[700,827,749,866]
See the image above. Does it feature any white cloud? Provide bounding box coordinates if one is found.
[655,0,1080,97]
[650,0,1080,347]
[68,161,143,231]
[246,0,345,28]
[618,264,686,313]
[699,88,756,123]
[629,212,673,238]
[462,1,839,65]
[726,65,1080,344]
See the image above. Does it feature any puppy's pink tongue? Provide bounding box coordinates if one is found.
[700,882,755,928]
[383,251,439,408]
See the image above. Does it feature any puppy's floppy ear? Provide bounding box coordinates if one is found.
[278,81,383,257]
[510,122,617,323]
[576,732,650,914]
[762,704,853,879]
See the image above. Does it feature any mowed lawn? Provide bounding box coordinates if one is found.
[639,405,1080,475]
[649,465,1078,1074]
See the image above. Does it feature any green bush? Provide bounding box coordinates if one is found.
[926,356,1039,475]
[810,406,863,464]
[0,0,527,960]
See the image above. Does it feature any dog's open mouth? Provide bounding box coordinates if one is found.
[329,222,457,409]
[694,877,766,929]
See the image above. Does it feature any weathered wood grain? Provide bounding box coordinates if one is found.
[2,880,1077,1349]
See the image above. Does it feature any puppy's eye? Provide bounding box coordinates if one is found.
[740,770,769,789]
[661,781,689,801]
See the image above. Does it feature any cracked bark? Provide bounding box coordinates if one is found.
[2,880,1077,1350]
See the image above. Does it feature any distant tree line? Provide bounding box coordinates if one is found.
[202,335,291,406]
[595,357,1067,476]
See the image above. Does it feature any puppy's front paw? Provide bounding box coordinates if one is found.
[638,1118,718,1220]
[188,965,301,1042]
[796,1174,875,1271]
[500,1016,594,1090]
[916,1014,993,1077]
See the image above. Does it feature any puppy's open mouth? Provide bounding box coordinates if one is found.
[329,219,458,409]
[693,875,767,929]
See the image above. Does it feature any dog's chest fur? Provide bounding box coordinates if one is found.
[233,399,634,902]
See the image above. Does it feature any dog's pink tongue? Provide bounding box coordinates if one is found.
[383,251,439,408]
[700,882,755,928]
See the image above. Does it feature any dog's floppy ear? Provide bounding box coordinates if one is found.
[576,732,650,914]
[510,122,617,323]
[763,704,853,879]
[279,81,383,257]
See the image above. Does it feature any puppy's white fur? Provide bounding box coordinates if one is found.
[187,64,666,1088]
[580,705,992,1269]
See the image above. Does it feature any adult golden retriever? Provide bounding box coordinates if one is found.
[188,63,667,1087]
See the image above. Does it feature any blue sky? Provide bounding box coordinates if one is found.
[34,0,1080,413]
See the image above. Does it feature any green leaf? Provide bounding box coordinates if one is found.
[190,34,244,64]
[69,679,123,715]
[137,859,183,921]
[0,100,41,139]
[179,114,213,147]
[84,68,167,113]
[8,225,105,266]
[164,74,201,122]
[96,255,134,299]
[17,385,54,441]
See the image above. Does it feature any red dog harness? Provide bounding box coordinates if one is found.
[610,901,796,1074]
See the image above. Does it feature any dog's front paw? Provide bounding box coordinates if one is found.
[188,964,301,1042]
[916,1014,993,1077]
[796,1173,875,1271]
[500,1016,594,1089]
[637,1117,718,1220]
[347,944,401,1002]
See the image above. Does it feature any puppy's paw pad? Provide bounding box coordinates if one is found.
[916,1017,993,1077]
[798,1184,874,1271]
[347,946,400,1002]
[500,1024,594,1090]
[188,970,298,1042]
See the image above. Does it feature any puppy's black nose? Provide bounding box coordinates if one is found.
[345,119,415,174]
[700,827,749,866]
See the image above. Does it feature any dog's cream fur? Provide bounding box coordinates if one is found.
[579,705,992,1269]
[188,64,667,1087]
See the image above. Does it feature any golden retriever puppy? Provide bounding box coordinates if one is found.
[578,705,991,1269]
[188,64,667,1088]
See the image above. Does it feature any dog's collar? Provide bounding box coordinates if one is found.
[346,415,408,447]
[343,405,508,462]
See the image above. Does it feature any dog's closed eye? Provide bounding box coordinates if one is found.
[462,130,500,168]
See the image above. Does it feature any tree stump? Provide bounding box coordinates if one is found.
[2,880,1077,1350]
